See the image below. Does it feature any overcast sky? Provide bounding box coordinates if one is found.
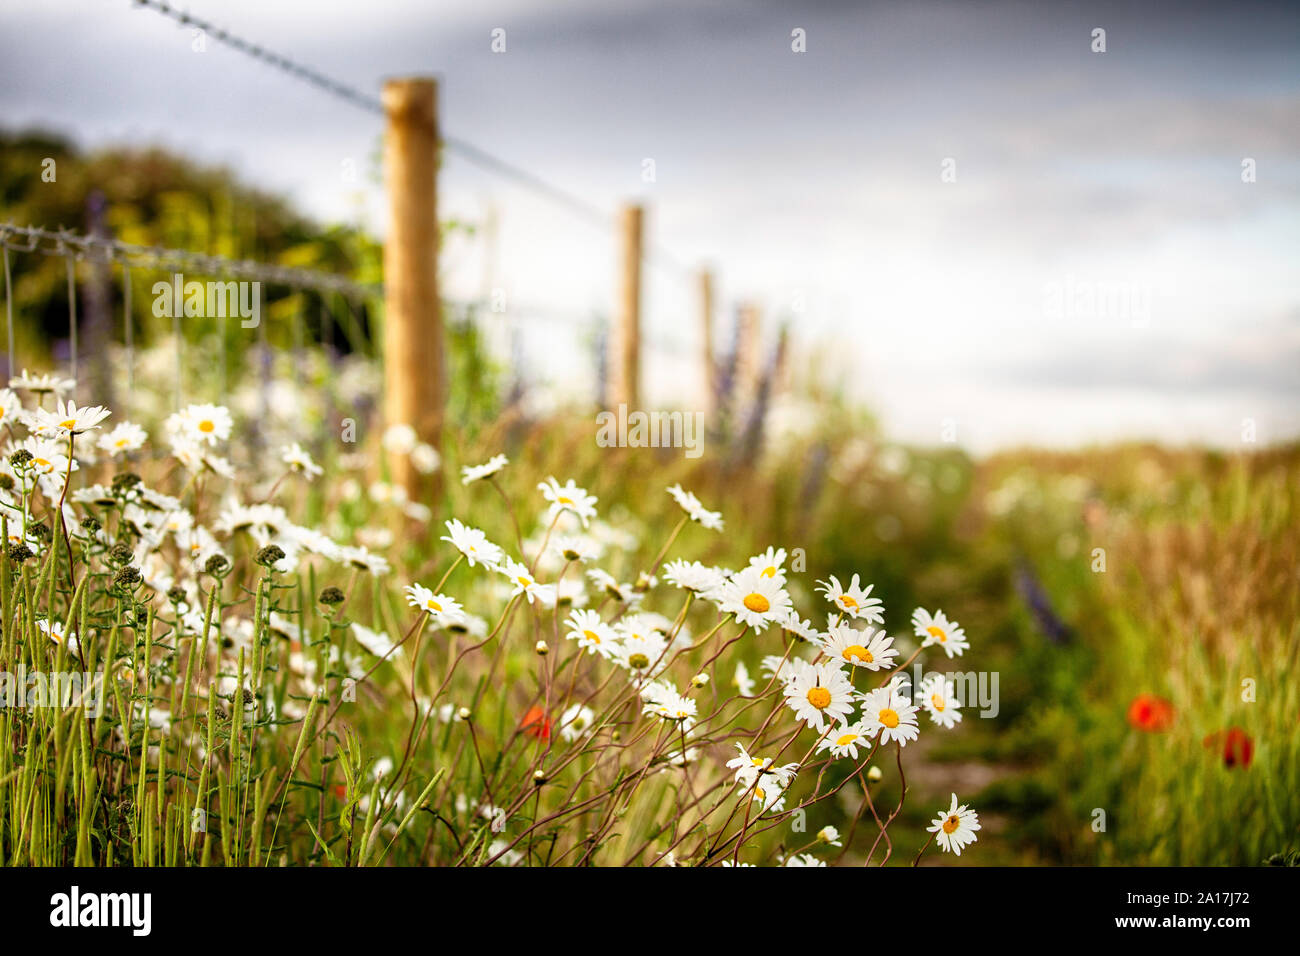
[2,0,1297,451]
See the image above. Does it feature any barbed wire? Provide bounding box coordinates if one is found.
[0,223,377,299]
[0,224,692,362]
[128,0,693,276]
[132,0,385,114]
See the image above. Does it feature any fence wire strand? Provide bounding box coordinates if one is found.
[0,224,377,300]
[128,0,692,275]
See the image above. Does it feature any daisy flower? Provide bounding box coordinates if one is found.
[552,534,599,564]
[497,558,556,605]
[641,683,697,724]
[171,438,236,478]
[912,607,969,657]
[859,684,921,747]
[410,443,440,474]
[614,616,669,676]
[783,661,856,732]
[761,654,796,683]
[441,518,504,568]
[662,558,724,594]
[666,483,724,530]
[817,826,843,847]
[339,545,390,576]
[726,744,799,788]
[351,622,401,659]
[772,612,816,644]
[166,403,232,446]
[565,609,617,658]
[0,388,21,428]
[714,564,793,632]
[403,584,466,627]
[927,793,981,855]
[558,704,596,741]
[38,618,79,657]
[815,574,884,623]
[733,660,756,697]
[97,421,147,456]
[9,369,73,396]
[159,509,194,539]
[31,399,110,437]
[747,774,788,814]
[785,853,826,867]
[537,575,589,610]
[919,673,963,729]
[746,546,787,582]
[586,568,640,605]
[460,453,508,485]
[16,438,73,478]
[281,443,324,479]
[538,477,598,527]
[381,423,418,454]
[820,624,898,672]
[817,721,872,760]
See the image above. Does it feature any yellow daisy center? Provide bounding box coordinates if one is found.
[839,595,858,609]
[760,565,777,578]
[743,592,771,614]
[942,814,960,834]
[60,419,76,429]
[583,629,601,644]
[198,420,215,433]
[878,708,900,728]
[806,686,832,710]
[558,495,573,505]
[843,644,873,664]
[754,787,767,803]
[926,625,947,642]
[931,694,946,711]
[627,652,650,669]
[835,733,859,747]
[426,599,442,612]
[33,457,51,468]
[517,576,533,588]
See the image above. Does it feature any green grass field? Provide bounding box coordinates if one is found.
[0,364,1295,867]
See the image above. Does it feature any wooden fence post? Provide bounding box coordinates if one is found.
[698,267,714,413]
[609,203,643,408]
[735,301,761,408]
[382,76,442,497]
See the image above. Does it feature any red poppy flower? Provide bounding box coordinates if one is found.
[1203,726,1254,769]
[1127,693,1174,732]
[520,705,551,740]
